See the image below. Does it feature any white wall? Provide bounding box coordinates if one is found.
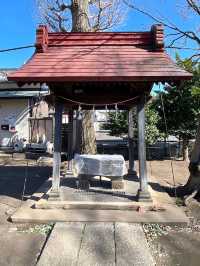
[0,99,29,146]
[94,110,109,131]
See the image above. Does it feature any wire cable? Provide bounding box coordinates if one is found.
[160,86,177,198]
[0,45,35,53]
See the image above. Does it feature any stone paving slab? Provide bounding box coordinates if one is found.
[78,223,115,266]
[115,223,155,266]
[0,226,45,266]
[37,222,155,266]
[38,222,84,266]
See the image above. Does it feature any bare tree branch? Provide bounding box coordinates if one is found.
[186,0,200,16]
[37,0,126,32]
[123,0,200,49]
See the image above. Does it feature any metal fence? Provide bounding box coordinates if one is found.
[96,139,189,160]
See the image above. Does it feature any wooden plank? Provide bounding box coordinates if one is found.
[22,65,182,70]
[11,69,190,75]
[48,31,151,36]
[9,75,192,83]
[48,32,151,39]
[33,53,167,57]
[33,51,167,55]
[47,40,152,45]
[45,46,154,51]
[21,61,172,66]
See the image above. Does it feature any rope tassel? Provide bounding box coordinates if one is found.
[115,104,118,120]
[92,105,96,123]
[77,105,82,120]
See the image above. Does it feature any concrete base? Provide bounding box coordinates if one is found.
[78,175,125,190]
[10,177,189,225]
[111,179,124,190]
[127,170,138,181]
[48,190,60,201]
[35,200,153,210]
[128,169,137,176]
[78,176,90,190]
[11,206,189,224]
[137,189,152,202]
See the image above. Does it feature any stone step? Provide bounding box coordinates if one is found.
[35,200,154,210]
[11,206,189,224]
[37,222,155,266]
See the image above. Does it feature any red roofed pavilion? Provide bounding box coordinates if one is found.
[8,24,192,202]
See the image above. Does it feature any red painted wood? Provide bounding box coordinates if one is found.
[8,24,192,84]
[8,75,192,84]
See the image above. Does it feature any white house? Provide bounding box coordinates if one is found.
[0,69,49,148]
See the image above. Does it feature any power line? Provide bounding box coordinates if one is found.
[160,86,177,198]
[0,45,35,53]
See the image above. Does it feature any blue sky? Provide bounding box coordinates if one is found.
[0,0,199,69]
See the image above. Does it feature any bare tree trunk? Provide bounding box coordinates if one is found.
[182,137,189,162]
[184,117,200,194]
[81,111,97,154]
[71,0,97,154]
[71,0,90,32]
[190,118,200,164]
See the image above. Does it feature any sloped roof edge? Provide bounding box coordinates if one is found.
[8,24,192,83]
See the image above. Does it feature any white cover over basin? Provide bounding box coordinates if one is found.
[73,154,127,177]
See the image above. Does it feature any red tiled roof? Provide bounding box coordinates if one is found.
[8,25,192,83]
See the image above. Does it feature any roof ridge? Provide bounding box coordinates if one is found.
[35,24,164,52]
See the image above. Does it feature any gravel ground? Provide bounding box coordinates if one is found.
[143,215,200,266]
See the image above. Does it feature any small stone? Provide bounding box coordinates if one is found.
[112,180,124,190]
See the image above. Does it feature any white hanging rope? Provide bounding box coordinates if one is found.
[92,105,96,123]
[115,103,118,119]
[58,95,139,107]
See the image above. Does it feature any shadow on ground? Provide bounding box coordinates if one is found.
[60,175,138,202]
[0,165,51,201]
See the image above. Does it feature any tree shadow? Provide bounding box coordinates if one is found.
[149,181,192,199]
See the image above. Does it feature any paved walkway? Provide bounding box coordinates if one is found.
[0,159,51,266]
[38,222,155,266]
